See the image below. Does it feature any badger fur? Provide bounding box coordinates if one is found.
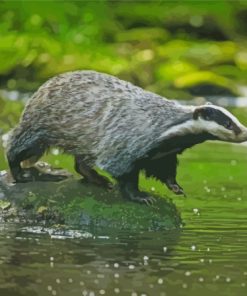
[6,71,247,204]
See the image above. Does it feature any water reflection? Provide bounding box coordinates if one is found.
[1,219,247,296]
[0,224,181,296]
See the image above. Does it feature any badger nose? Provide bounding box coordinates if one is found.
[238,125,247,142]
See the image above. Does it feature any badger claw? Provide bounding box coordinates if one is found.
[15,166,70,183]
[171,184,185,195]
[166,180,186,197]
[132,195,156,206]
[142,196,156,206]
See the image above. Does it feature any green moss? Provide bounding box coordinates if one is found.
[0,175,182,231]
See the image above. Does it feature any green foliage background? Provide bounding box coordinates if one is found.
[1,0,247,99]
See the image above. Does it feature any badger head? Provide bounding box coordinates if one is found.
[193,104,247,143]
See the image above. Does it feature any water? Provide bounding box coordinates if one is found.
[0,142,247,295]
[0,214,247,296]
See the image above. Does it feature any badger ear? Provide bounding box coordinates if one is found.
[193,107,204,120]
[193,106,214,120]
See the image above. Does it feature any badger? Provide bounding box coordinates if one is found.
[5,71,247,204]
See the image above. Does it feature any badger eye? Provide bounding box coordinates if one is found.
[204,108,213,120]
[225,120,233,130]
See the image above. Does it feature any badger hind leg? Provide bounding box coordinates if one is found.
[7,138,45,182]
[7,131,67,183]
[74,155,112,189]
[117,168,156,205]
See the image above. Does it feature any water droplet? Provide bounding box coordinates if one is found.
[158,278,163,284]
[163,246,168,253]
[51,148,60,155]
[47,285,52,291]
[226,277,231,283]
[204,186,211,193]
[191,245,196,251]
[193,208,199,214]
[230,160,237,166]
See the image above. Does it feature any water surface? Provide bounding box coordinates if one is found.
[0,142,247,296]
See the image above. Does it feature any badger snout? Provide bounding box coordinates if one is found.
[233,124,247,143]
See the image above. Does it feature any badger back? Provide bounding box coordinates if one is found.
[18,71,193,176]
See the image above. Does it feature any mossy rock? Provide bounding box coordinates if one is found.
[0,167,182,232]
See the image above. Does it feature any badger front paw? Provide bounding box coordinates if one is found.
[166,179,186,197]
[120,186,156,205]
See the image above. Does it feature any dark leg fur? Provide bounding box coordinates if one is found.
[75,155,112,189]
[7,141,44,182]
[117,168,156,205]
[145,154,185,196]
[7,138,66,183]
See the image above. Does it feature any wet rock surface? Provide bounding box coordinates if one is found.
[0,162,182,232]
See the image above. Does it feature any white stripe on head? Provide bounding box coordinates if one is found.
[158,118,207,141]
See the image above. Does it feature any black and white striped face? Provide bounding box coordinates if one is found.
[193,105,247,142]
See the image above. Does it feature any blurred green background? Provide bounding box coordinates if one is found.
[1,0,247,133]
[1,0,247,95]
